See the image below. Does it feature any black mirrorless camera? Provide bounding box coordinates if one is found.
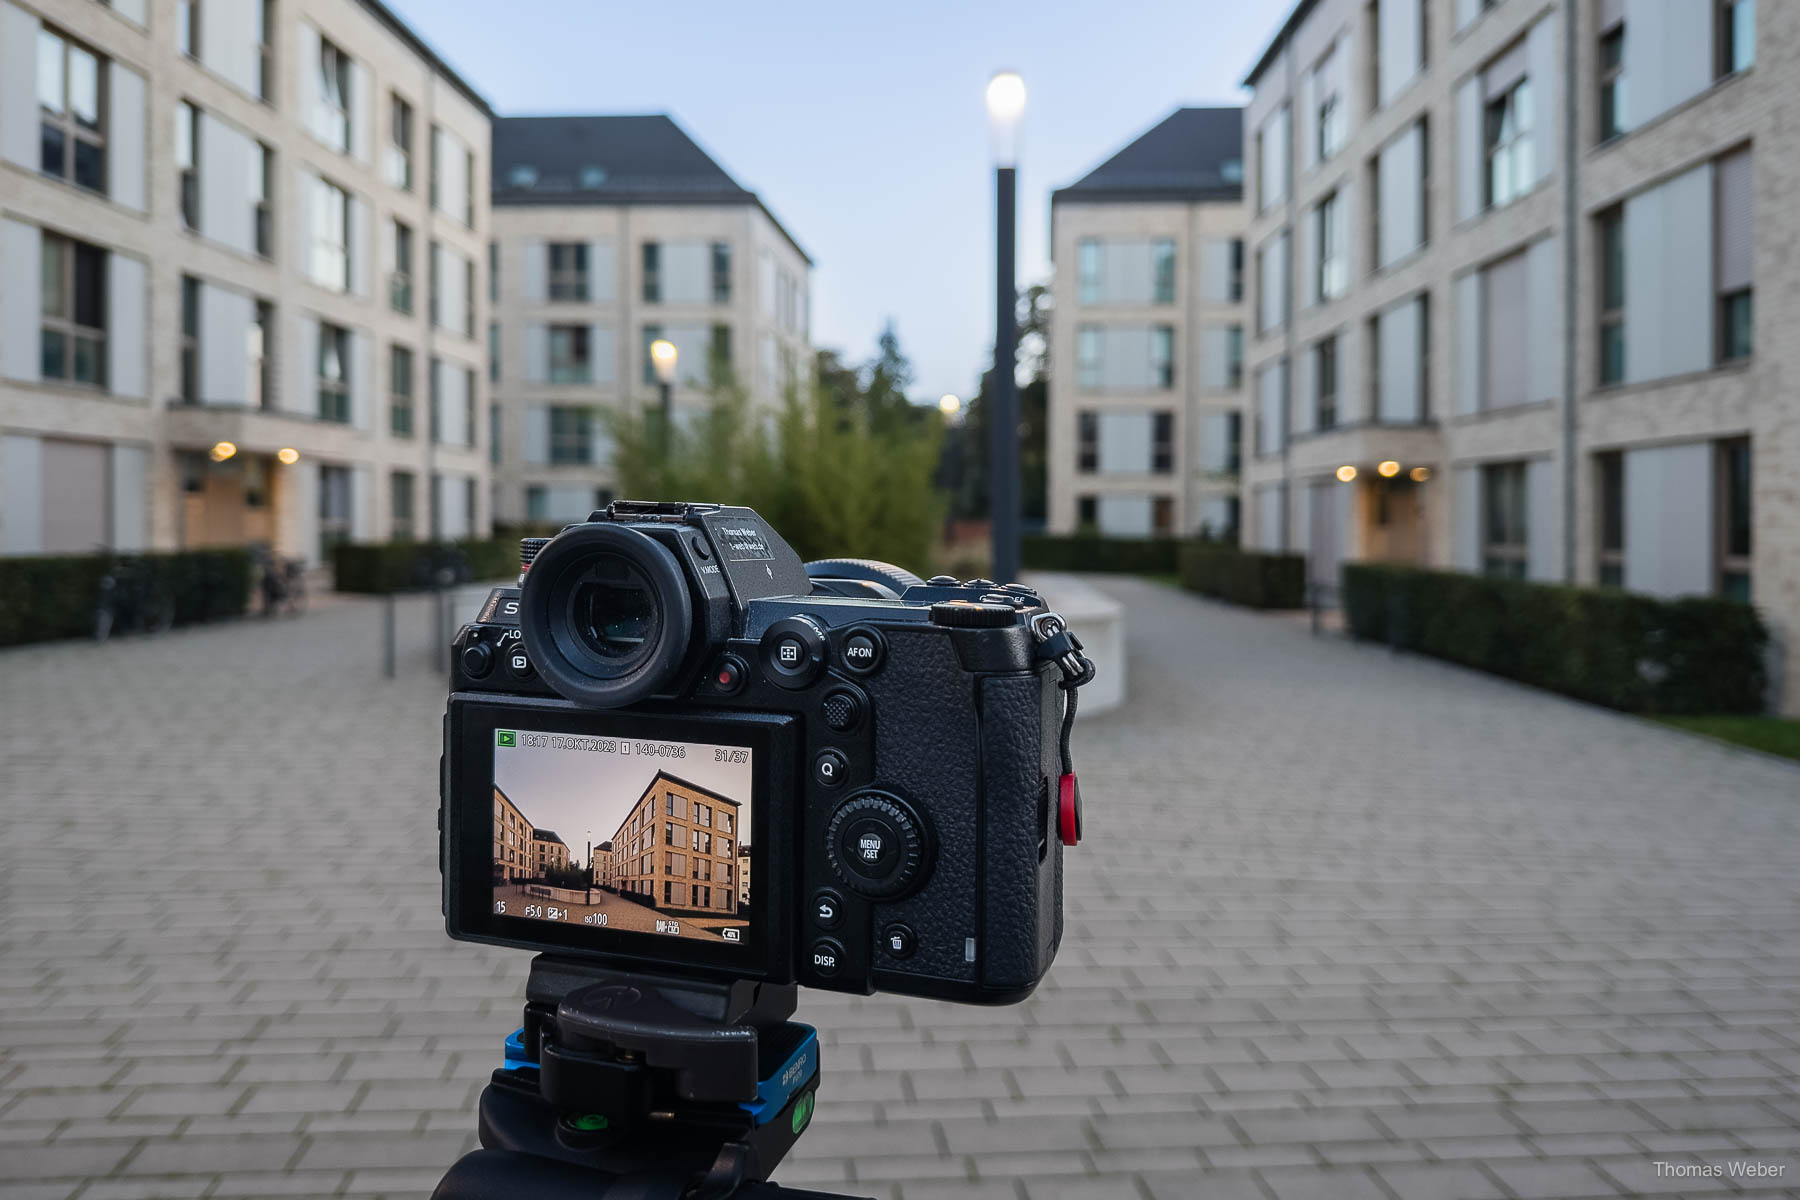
[440,500,1090,1004]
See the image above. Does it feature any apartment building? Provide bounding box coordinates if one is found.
[0,0,490,564]
[604,771,740,916]
[493,786,531,882]
[1047,108,1249,538]
[488,115,811,526]
[1242,0,1791,709]
[530,827,567,876]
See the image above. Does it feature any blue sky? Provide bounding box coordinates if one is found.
[386,1,1278,404]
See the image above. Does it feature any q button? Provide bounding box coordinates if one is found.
[812,749,848,789]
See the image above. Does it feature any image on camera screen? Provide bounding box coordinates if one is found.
[491,728,753,945]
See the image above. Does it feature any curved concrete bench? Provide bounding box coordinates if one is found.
[1021,572,1125,715]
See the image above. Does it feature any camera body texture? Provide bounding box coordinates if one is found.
[441,501,1068,1004]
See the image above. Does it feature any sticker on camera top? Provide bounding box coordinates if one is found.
[716,525,775,561]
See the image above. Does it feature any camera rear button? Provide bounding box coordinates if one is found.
[811,890,844,929]
[813,749,849,789]
[460,642,495,679]
[505,648,536,680]
[809,939,845,979]
[881,924,917,959]
[822,688,863,731]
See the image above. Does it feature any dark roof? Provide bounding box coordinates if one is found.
[491,115,811,263]
[532,829,566,845]
[1051,108,1244,206]
[356,1,491,116]
[1243,0,1320,87]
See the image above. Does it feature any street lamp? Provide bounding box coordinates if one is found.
[650,338,678,456]
[986,70,1025,585]
[938,393,962,419]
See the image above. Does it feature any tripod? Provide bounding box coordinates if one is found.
[432,955,874,1200]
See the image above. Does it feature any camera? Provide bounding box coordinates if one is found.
[439,500,1088,1004]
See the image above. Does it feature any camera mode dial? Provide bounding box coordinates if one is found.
[825,791,929,900]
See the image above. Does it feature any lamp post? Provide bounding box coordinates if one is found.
[650,338,678,458]
[585,831,593,906]
[986,71,1025,585]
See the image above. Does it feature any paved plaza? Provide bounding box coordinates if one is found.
[2,577,1799,1199]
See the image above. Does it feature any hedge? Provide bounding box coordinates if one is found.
[1021,534,1180,575]
[1341,563,1768,715]
[333,538,519,594]
[1178,543,1307,609]
[0,548,252,647]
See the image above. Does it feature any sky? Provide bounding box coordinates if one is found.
[385,0,1279,405]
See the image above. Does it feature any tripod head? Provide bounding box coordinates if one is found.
[433,955,872,1200]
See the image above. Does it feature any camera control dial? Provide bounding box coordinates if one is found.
[824,791,929,900]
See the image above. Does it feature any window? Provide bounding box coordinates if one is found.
[465,259,476,340]
[1315,336,1337,430]
[464,147,475,229]
[545,242,591,302]
[1153,239,1176,304]
[1152,327,1174,389]
[390,344,413,436]
[1598,207,1625,384]
[1223,413,1243,474]
[549,406,592,464]
[548,326,591,384]
[1599,22,1626,141]
[319,465,351,560]
[255,0,273,101]
[1318,93,1345,163]
[489,322,500,383]
[252,300,271,408]
[710,324,732,376]
[1315,192,1345,302]
[581,165,607,189]
[318,325,351,423]
[507,164,536,189]
[1716,438,1751,602]
[1717,0,1755,77]
[1485,78,1533,209]
[180,276,199,402]
[1481,462,1527,579]
[391,471,415,540]
[176,102,199,230]
[642,242,661,303]
[315,37,351,153]
[1228,239,1244,302]
[388,94,413,190]
[1152,412,1174,474]
[464,368,476,450]
[712,242,731,303]
[1225,326,1243,389]
[312,178,350,291]
[720,812,732,835]
[1076,327,1099,390]
[1077,239,1100,305]
[1152,497,1176,535]
[389,221,413,314]
[253,144,272,257]
[489,241,499,303]
[1076,496,1097,530]
[428,242,440,326]
[1077,412,1097,473]
[37,29,106,193]
[696,804,711,828]
[489,403,501,465]
[40,233,106,386]
[1596,451,1623,587]
[177,0,197,56]
[1716,148,1752,364]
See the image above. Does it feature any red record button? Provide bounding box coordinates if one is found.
[712,655,746,695]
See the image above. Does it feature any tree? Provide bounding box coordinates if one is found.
[943,283,1049,524]
[606,334,945,572]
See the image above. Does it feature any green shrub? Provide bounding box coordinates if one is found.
[333,538,519,594]
[1021,534,1181,575]
[1177,543,1307,609]
[1340,563,1769,715]
[0,548,252,647]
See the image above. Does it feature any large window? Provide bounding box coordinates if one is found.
[1717,438,1751,602]
[40,233,106,386]
[1598,207,1625,384]
[548,326,591,384]
[390,344,414,436]
[1481,462,1527,579]
[387,94,413,190]
[1717,0,1755,78]
[389,220,413,314]
[318,323,350,423]
[1485,78,1533,209]
[1596,451,1623,587]
[312,178,350,291]
[1598,20,1626,141]
[1716,148,1753,364]
[316,37,351,153]
[37,29,105,193]
[549,243,589,302]
[176,102,199,230]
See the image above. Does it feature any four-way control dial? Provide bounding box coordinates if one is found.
[824,791,930,900]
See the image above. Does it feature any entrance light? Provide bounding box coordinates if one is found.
[1378,460,1401,477]
[1336,464,1357,482]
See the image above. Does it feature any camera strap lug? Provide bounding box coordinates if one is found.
[1028,612,1094,849]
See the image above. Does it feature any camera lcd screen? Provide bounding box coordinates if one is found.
[491,727,753,948]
